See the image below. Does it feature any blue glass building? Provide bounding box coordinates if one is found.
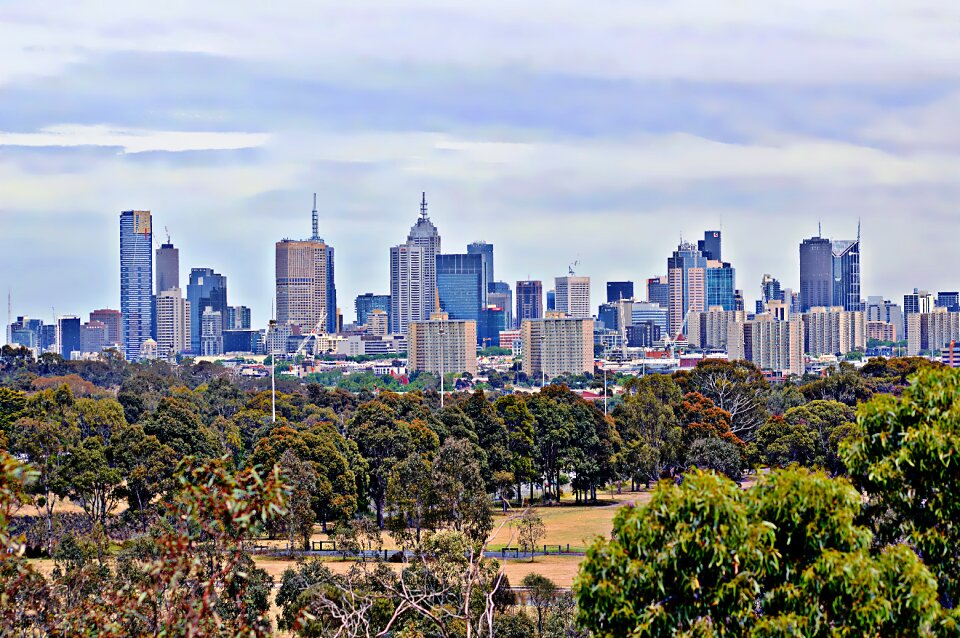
[120,210,153,360]
[606,281,634,303]
[187,268,228,354]
[436,254,483,324]
[706,264,736,311]
[355,293,391,329]
[467,241,494,302]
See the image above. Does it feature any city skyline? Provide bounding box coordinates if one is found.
[5,3,960,320]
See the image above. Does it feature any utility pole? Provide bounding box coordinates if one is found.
[603,366,608,416]
[439,323,445,408]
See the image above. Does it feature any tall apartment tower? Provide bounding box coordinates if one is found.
[156,288,191,358]
[800,236,833,312]
[516,280,544,326]
[554,276,591,319]
[407,311,477,376]
[467,241,494,303]
[521,312,594,382]
[187,268,227,354]
[667,241,707,338]
[390,193,441,335]
[156,240,180,294]
[120,210,154,360]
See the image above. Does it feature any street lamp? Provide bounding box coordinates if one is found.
[268,319,277,423]
[540,330,546,388]
[603,365,608,416]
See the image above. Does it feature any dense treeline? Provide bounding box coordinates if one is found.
[1,343,956,635]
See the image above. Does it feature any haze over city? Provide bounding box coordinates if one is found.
[4,1,960,321]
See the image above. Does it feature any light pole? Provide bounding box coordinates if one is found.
[540,331,546,388]
[268,319,276,423]
[439,323,445,409]
[603,366,608,416]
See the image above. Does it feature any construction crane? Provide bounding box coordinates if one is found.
[291,312,329,359]
[568,260,579,276]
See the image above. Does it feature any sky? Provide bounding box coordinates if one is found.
[3,1,960,325]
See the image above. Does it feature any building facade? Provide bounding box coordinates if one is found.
[706,261,736,311]
[226,305,251,330]
[521,312,594,382]
[355,293,391,330]
[276,238,336,334]
[436,253,484,324]
[466,241,494,302]
[89,309,122,347]
[390,193,441,336]
[799,236,833,312]
[687,307,746,350]
[606,281,634,303]
[728,315,804,378]
[120,210,153,360]
[156,241,179,295]
[554,276,591,319]
[201,307,224,356]
[516,280,543,326]
[156,288,191,358]
[646,275,670,308]
[187,268,227,354]
[832,239,862,311]
[667,242,707,338]
[407,311,477,376]
[698,230,721,261]
[802,306,866,356]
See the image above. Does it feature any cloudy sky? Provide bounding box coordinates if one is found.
[3,1,960,324]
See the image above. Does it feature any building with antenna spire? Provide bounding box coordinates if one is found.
[275,195,337,337]
[390,192,441,336]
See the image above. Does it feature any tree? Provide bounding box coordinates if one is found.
[685,437,743,482]
[527,391,577,504]
[679,359,770,441]
[59,436,123,530]
[574,468,945,637]
[143,396,221,459]
[494,395,537,505]
[0,387,26,443]
[463,389,512,490]
[386,451,434,545]
[522,573,558,635]
[612,376,683,489]
[515,510,546,562]
[431,438,493,544]
[112,424,177,529]
[842,366,960,610]
[279,449,318,551]
[800,368,873,406]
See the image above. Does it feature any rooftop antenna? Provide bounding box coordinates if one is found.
[6,289,10,344]
[311,193,319,241]
[165,226,171,244]
[818,220,822,238]
[857,218,861,243]
[420,192,428,220]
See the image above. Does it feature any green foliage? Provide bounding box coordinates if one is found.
[515,510,546,561]
[685,437,743,481]
[843,366,960,610]
[575,468,946,637]
[677,359,770,442]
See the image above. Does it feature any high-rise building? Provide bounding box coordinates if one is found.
[436,253,484,325]
[698,230,722,261]
[760,274,783,306]
[407,311,477,376]
[706,261,736,311]
[487,282,513,330]
[56,316,81,359]
[521,312,594,382]
[355,293,391,329]
[554,276,591,319]
[727,315,804,378]
[89,309,122,346]
[225,306,251,330]
[867,321,896,343]
[906,308,960,356]
[597,303,620,331]
[156,241,179,295]
[80,321,108,355]
[187,268,227,354]
[667,241,707,338]
[467,241,494,303]
[687,307,746,350]
[276,198,337,336]
[546,290,555,311]
[156,288,191,358]
[367,310,389,337]
[516,280,543,326]
[631,302,669,337]
[606,281,634,303]
[800,236,833,312]
[832,238,862,311]
[120,210,153,360]
[223,329,264,354]
[479,306,508,348]
[936,292,960,312]
[802,306,866,356]
[201,307,224,356]
[646,275,670,308]
[390,193,441,336]
[8,317,43,354]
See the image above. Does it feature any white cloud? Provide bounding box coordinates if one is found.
[0,125,269,153]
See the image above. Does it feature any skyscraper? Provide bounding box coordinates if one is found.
[799,236,833,312]
[698,230,722,261]
[156,240,180,294]
[487,281,513,329]
[390,193,441,335]
[436,253,484,324]
[760,274,783,306]
[225,305,251,330]
[936,292,960,312]
[187,268,227,354]
[120,210,153,360]
[554,276,591,319]
[56,316,81,359]
[467,241,494,303]
[89,309,122,346]
[516,280,543,325]
[201,307,224,356]
[706,262,736,311]
[355,293,391,329]
[606,281,634,303]
[646,275,670,308]
[832,237,862,311]
[275,196,337,336]
[667,241,707,338]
